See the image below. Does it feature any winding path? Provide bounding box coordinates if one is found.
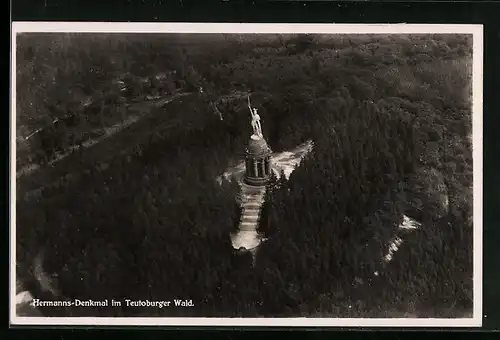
[14,92,193,318]
[16,92,191,179]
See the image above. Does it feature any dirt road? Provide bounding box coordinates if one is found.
[18,92,194,201]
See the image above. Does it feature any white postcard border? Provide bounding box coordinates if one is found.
[10,22,484,327]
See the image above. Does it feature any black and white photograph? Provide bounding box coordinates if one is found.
[10,23,483,327]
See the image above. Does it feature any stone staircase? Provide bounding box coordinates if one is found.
[231,183,266,251]
[239,186,266,230]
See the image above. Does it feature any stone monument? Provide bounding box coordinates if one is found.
[230,97,272,255]
[244,96,272,187]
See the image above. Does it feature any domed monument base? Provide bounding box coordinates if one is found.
[243,134,272,187]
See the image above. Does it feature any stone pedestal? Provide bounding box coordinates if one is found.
[243,134,272,187]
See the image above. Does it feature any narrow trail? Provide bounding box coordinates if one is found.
[14,93,196,317]
[383,215,421,264]
[17,92,194,201]
[16,92,191,180]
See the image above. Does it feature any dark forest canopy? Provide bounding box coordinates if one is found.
[15,33,473,318]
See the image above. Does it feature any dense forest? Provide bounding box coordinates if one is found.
[15,33,474,318]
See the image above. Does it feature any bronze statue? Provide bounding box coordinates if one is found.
[247,95,263,138]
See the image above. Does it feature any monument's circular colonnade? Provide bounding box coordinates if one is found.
[244,134,272,187]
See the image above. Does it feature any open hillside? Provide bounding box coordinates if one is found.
[15,33,473,318]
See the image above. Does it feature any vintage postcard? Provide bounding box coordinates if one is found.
[10,22,483,327]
